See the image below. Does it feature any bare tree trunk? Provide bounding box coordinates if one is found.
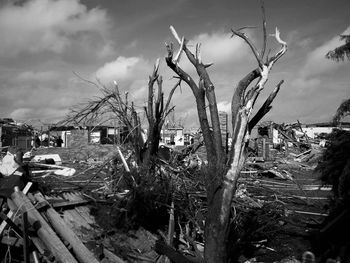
[142,61,181,167]
[166,12,287,261]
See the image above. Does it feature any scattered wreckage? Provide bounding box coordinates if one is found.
[0,126,341,262]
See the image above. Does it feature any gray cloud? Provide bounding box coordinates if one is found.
[0,0,112,58]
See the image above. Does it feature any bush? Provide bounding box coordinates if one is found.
[317,129,350,210]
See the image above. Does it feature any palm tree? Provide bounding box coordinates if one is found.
[326,34,350,62]
[326,34,350,123]
[333,98,350,125]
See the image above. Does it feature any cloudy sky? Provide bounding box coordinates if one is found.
[0,0,349,128]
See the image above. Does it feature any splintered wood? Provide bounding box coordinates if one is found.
[1,187,126,263]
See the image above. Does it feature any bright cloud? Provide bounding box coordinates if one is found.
[0,0,111,57]
[300,26,350,78]
[96,57,140,84]
[95,56,152,86]
[217,100,231,113]
[190,31,251,64]
[176,30,253,72]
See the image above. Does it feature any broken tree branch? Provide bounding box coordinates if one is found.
[248,80,284,131]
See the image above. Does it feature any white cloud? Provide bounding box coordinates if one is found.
[300,26,350,78]
[96,57,140,84]
[177,30,253,72]
[190,31,251,64]
[95,56,152,86]
[217,100,231,113]
[0,0,111,57]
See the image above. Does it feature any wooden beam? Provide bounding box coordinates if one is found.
[22,211,30,263]
[11,188,78,263]
[0,182,32,235]
[0,211,23,237]
[34,192,99,263]
[50,199,90,209]
[1,236,23,247]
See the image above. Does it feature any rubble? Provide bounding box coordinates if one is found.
[0,123,346,262]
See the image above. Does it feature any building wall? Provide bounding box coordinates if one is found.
[161,128,184,146]
[175,129,184,146]
[0,125,32,150]
[303,127,350,139]
[219,111,228,151]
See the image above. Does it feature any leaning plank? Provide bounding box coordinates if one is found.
[293,210,328,216]
[0,182,32,235]
[294,149,312,159]
[34,192,99,263]
[0,211,23,236]
[64,192,95,225]
[61,192,92,230]
[11,188,78,263]
[117,146,130,172]
[51,199,90,209]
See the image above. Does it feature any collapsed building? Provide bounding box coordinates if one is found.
[0,118,33,151]
[248,120,350,161]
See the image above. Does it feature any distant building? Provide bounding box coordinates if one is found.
[302,122,350,139]
[161,125,185,146]
[0,118,33,150]
[49,121,129,147]
[219,111,228,151]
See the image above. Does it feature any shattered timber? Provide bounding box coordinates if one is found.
[1,5,350,263]
[1,120,349,262]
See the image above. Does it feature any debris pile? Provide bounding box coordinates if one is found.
[0,124,345,262]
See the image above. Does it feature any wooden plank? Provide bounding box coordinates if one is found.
[34,193,99,263]
[0,182,32,235]
[64,192,95,225]
[0,211,23,236]
[1,236,23,247]
[51,199,90,209]
[23,211,30,263]
[295,149,312,158]
[293,210,328,217]
[61,193,92,230]
[11,188,78,263]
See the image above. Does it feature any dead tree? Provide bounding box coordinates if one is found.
[165,8,287,262]
[64,59,180,167]
[142,59,181,165]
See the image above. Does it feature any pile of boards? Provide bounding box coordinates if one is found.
[0,182,125,263]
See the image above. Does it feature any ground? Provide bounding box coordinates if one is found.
[24,145,330,262]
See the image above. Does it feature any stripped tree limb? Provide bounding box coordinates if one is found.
[166,5,288,262]
[231,29,263,68]
[167,25,224,164]
[248,80,284,131]
[165,33,216,163]
[260,0,267,61]
[64,59,180,167]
